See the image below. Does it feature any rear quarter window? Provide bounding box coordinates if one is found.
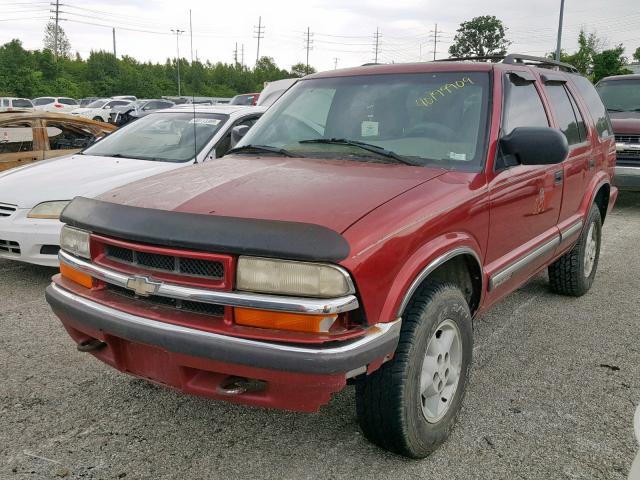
[544,84,586,145]
[571,75,613,138]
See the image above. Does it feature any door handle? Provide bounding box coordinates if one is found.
[589,158,596,170]
[554,170,563,184]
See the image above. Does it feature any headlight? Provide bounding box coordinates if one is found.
[60,225,91,259]
[236,256,355,298]
[27,200,70,219]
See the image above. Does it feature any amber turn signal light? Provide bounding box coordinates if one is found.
[234,308,338,333]
[60,262,94,289]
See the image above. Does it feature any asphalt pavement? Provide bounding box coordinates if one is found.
[1,192,639,480]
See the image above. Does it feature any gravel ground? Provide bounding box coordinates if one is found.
[1,192,639,480]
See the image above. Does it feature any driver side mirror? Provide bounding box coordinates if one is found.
[104,105,111,110]
[499,127,569,167]
[230,125,250,148]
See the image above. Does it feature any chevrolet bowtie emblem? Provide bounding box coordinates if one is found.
[126,275,161,297]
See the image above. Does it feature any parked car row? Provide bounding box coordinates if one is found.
[1,57,633,459]
[0,104,264,265]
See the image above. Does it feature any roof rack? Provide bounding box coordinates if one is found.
[438,53,578,73]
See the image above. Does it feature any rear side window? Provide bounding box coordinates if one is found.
[502,75,549,134]
[12,99,33,108]
[59,98,78,106]
[571,75,612,138]
[0,122,34,153]
[544,84,585,145]
[34,97,55,106]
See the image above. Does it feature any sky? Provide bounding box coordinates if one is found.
[1,0,639,72]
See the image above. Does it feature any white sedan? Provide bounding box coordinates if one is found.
[33,97,79,113]
[0,105,265,267]
[70,98,132,123]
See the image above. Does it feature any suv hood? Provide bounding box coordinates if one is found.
[0,154,188,209]
[99,155,446,233]
[611,115,640,135]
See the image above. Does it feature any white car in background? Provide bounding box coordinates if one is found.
[0,97,35,112]
[0,105,265,266]
[33,97,79,113]
[70,98,132,122]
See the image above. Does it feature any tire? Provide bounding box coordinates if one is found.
[355,283,473,458]
[548,204,602,297]
[92,116,103,122]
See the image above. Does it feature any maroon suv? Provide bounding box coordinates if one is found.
[596,74,640,190]
[46,55,617,458]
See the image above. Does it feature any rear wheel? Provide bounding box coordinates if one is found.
[355,283,473,458]
[548,204,602,296]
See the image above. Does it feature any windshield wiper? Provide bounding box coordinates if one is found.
[228,144,298,157]
[607,108,625,112]
[96,153,164,161]
[299,138,421,166]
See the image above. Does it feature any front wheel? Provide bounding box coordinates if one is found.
[548,204,602,296]
[355,283,473,458]
[92,116,103,122]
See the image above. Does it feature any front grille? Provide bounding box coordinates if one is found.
[0,239,20,254]
[0,203,17,218]
[105,244,224,279]
[106,283,225,317]
[616,134,640,144]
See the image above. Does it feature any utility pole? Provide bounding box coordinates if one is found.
[51,0,60,61]
[333,57,339,69]
[171,28,184,96]
[304,27,313,74]
[241,44,244,67]
[428,23,443,61]
[555,0,565,61]
[112,27,116,57]
[373,27,381,63]
[254,16,265,66]
[189,9,194,64]
[234,42,238,65]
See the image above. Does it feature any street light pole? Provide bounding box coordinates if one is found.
[555,0,565,61]
[171,28,184,96]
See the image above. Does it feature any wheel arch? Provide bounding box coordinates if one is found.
[395,246,483,319]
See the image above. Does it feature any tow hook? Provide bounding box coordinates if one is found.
[77,339,107,352]
[217,376,267,395]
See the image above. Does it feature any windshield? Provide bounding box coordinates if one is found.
[83,112,228,162]
[238,72,490,170]
[596,79,640,113]
[86,99,108,108]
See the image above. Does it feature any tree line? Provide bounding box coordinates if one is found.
[0,25,315,99]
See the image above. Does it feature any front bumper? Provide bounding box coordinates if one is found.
[46,283,401,411]
[614,166,640,191]
[0,209,62,266]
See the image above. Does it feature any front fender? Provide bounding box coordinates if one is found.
[378,233,485,323]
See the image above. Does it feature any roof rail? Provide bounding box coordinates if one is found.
[438,53,578,73]
[503,54,578,73]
